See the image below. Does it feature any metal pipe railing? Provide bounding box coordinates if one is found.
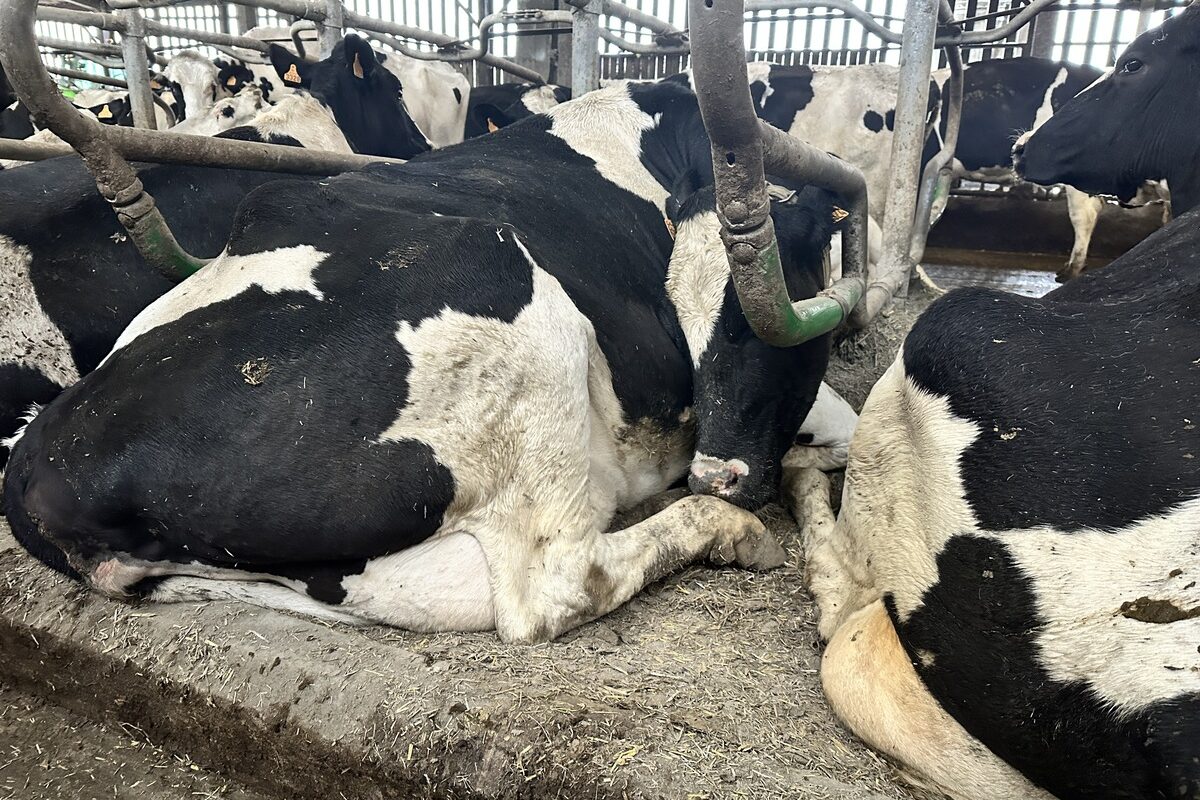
[908,0,963,265]
[687,0,868,347]
[4,0,407,280]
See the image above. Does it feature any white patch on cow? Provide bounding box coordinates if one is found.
[246,93,353,153]
[784,65,904,223]
[1,403,42,453]
[547,84,668,210]
[690,452,750,478]
[1031,67,1070,132]
[819,354,982,631]
[339,532,495,631]
[164,50,224,121]
[786,382,859,471]
[665,210,729,366]
[380,54,470,147]
[520,84,565,115]
[172,86,266,136]
[107,245,329,357]
[0,235,80,389]
[988,502,1200,715]
[747,61,774,103]
[148,576,363,624]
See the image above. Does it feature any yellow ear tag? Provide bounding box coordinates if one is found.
[486,118,500,133]
[831,206,849,223]
[283,64,301,84]
[97,104,113,119]
[226,75,238,86]
[150,79,162,90]
[352,53,364,79]
[664,217,676,239]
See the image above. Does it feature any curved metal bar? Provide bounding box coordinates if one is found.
[45,65,128,88]
[4,0,202,276]
[290,19,317,61]
[688,0,868,347]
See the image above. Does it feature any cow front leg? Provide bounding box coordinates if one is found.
[487,495,786,643]
[1059,187,1102,282]
[782,465,874,640]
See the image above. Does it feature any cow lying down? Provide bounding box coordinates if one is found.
[790,14,1200,782]
[5,79,855,643]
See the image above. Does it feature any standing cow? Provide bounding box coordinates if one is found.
[791,9,1200,799]
[4,78,850,642]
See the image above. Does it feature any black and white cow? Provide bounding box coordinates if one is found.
[465,82,572,138]
[788,13,1200,798]
[4,77,851,642]
[932,57,1113,281]
[1017,6,1200,221]
[267,37,430,158]
[0,35,427,463]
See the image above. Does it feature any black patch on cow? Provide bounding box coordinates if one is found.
[1,100,35,140]
[452,87,462,104]
[893,535,1200,798]
[218,126,304,149]
[756,65,815,131]
[220,104,235,118]
[0,155,324,448]
[904,284,1200,532]
[269,559,368,603]
[885,108,896,131]
[862,110,885,132]
[942,57,1103,172]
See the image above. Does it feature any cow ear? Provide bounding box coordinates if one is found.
[269,44,309,87]
[473,103,512,133]
[343,34,379,81]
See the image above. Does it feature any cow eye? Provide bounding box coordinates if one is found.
[1121,58,1144,74]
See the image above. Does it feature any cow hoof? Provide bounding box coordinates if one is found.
[709,514,787,571]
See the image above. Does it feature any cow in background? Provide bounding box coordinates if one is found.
[465,83,571,138]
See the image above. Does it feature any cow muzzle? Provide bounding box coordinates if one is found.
[688,455,751,501]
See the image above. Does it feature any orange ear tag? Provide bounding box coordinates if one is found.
[226,75,238,86]
[831,206,849,223]
[665,217,676,239]
[487,118,500,133]
[352,53,364,79]
[283,64,301,84]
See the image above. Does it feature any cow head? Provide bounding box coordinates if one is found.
[1016,6,1200,214]
[269,35,431,159]
[667,176,835,510]
[83,97,133,127]
[215,59,256,96]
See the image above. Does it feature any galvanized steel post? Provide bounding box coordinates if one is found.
[570,0,601,94]
[116,7,157,129]
[849,0,938,327]
[320,0,344,59]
